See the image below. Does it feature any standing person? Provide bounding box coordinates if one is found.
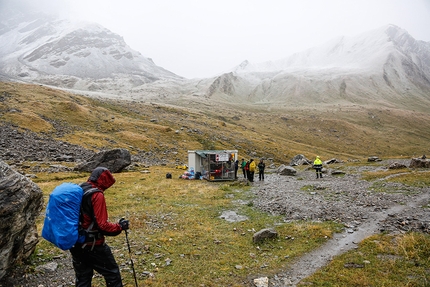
[245,160,250,180]
[241,158,247,179]
[234,159,239,179]
[248,159,256,182]
[313,156,323,179]
[258,159,265,181]
[70,167,129,287]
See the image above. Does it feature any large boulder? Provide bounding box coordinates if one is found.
[277,164,297,176]
[409,157,430,168]
[290,154,312,166]
[252,228,278,243]
[0,160,44,280]
[324,158,343,165]
[74,148,131,173]
[388,162,407,169]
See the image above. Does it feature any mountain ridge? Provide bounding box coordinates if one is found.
[1,10,430,112]
[210,24,430,111]
[0,10,181,91]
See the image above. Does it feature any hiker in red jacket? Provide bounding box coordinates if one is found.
[70,167,129,287]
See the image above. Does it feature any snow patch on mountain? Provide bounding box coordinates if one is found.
[1,8,430,112]
[233,24,429,75]
[0,10,180,86]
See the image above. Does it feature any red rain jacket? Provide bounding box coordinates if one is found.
[80,167,122,246]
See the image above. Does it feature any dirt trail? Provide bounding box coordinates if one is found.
[271,192,429,286]
[1,162,428,287]
[250,163,430,287]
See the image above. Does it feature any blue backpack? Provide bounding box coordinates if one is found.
[42,183,98,250]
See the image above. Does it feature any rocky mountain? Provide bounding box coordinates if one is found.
[0,8,181,93]
[210,24,430,110]
[1,7,429,112]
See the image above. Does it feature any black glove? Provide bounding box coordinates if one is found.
[119,218,129,230]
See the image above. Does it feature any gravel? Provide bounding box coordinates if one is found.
[1,160,429,287]
[250,164,429,286]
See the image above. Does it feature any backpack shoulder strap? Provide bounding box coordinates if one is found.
[80,187,100,218]
[78,187,102,248]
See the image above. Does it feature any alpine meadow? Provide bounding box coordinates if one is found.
[0,4,430,287]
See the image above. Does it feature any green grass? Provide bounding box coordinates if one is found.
[3,82,430,286]
[3,82,430,164]
[362,169,430,195]
[301,232,430,287]
[33,166,343,287]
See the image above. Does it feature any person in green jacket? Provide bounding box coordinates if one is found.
[313,156,323,179]
[241,158,247,179]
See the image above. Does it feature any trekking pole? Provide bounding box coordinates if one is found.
[125,229,139,287]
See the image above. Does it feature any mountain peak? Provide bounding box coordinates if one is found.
[239,60,250,69]
[0,10,181,91]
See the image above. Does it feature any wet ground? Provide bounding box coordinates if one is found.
[249,161,429,286]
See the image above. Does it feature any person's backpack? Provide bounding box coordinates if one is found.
[245,162,250,171]
[42,183,99,250]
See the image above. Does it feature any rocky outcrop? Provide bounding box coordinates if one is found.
[0,123,94,163]
[409,157,430,168]
[0,160,44,280]
[324,158,343,165]
[290,154,312,166]
[277,165,297,176]
[74,148,131,173]
[388,162,407,169]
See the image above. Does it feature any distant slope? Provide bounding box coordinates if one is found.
[1,82,430,162]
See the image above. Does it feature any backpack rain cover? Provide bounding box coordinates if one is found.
[42,183,84,250]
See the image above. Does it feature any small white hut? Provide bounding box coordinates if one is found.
[188,150,238,181]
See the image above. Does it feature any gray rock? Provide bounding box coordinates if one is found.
[368,156,381,162]
[74,148,131,172]
[35,262,58,272]
[409,157,430,168]
[253,277,269,287]
[324,158,342,164]
[331,170,346,175]
[290,154,311,166]
[0,160,44,280]
[219,210,248,222]
[388,162,407,169]
[277,165,297,176]
[253,228,278,243]
[0,123,94,163]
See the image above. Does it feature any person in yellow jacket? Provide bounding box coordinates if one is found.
[313,156,323,179]
[248,159,256,182]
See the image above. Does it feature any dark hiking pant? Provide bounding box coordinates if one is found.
[248,171,254,182]
[70,243,123,287]
[259,170,264,181]
[242,168,246,178]
[315,168,322,178]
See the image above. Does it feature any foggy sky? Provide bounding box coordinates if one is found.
[2,0,430,79]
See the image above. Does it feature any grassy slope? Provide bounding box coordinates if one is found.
[1,81,430,163]
[1,82,429,286]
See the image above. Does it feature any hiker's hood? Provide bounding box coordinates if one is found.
[88,167,116,191]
